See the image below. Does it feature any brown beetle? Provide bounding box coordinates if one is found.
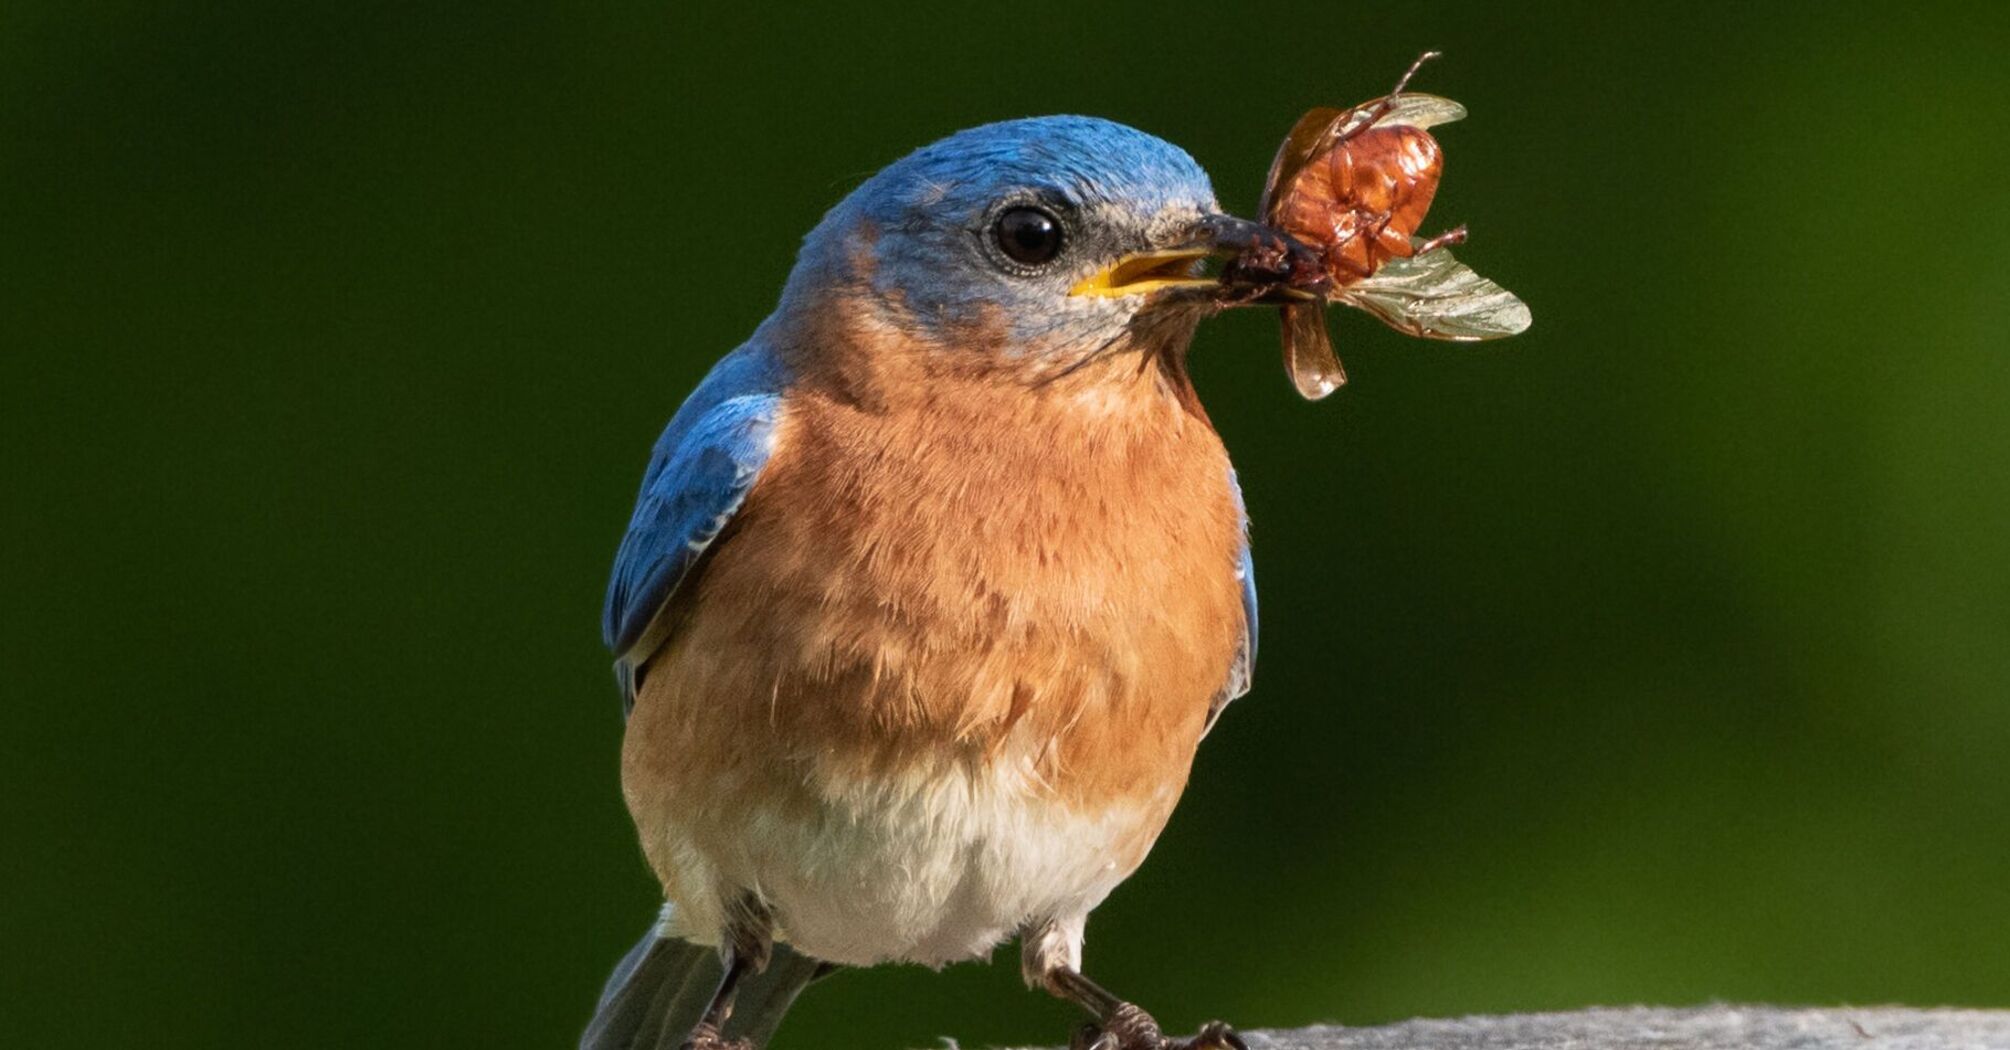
[1265,53,1469,287]
[1234,52,1530,400]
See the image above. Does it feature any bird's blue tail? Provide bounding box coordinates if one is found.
[581,911,826,1050]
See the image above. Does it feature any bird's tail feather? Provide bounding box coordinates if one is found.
[581,914,825,1050]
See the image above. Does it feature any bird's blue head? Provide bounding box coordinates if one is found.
[775,116,1295,381]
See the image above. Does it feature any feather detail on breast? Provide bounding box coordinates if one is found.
[627,322,1245,818]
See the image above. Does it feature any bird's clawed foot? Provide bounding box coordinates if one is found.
[679,1021,753,1050]
[1069,1004,1248,1050]
[1183,1021,1250,1050]
[1069,1002,1160,1050]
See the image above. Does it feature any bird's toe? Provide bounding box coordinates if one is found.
[1174,1020,1249,1050]
[1072,1003,1167,1050]
[679,1021,754,1050]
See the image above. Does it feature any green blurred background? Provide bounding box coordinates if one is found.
[6,2,2009,1047]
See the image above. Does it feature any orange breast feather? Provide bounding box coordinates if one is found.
[620,332,1247,887]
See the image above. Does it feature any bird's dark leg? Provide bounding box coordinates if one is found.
[1025,920,1244,1050]
[1048,966,1160,1050]
[681,899,775,1050]
[680,955,752,1050]
[1042,967,1247,1050]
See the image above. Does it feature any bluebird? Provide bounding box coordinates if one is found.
[583,116,1314,1050]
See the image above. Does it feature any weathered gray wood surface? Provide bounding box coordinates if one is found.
[1010,1006,2010,1049]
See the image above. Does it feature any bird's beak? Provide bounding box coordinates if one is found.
[1069,214,1320,301]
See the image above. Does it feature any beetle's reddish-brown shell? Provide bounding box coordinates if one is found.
[1275,123,1444,286]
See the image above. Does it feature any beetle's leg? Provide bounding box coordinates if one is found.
[1388,50,1442,98]
[1349,50,1445,133]
[1414,225,1470,256]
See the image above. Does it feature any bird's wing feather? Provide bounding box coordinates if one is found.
[603,342,788,714]
[1204,467,1258,734]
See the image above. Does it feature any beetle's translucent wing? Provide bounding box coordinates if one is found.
[1370,93,1467,131]
[1339,243,1531,341]
[1259,107,1346,219]
[1280,302,1347,400]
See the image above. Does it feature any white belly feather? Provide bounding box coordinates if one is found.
[654,747,1165,969]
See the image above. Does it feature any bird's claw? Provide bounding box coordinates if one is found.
[1180,1020,1250,1050]
[1068,1005,1246,1050]
[1070,1003,1161,1050]
[679,1021,753,1050]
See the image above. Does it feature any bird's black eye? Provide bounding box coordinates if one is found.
[994,206,1063,266]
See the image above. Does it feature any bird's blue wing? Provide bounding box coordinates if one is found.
[1205,467,1258,734]
[603,343,788,713]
